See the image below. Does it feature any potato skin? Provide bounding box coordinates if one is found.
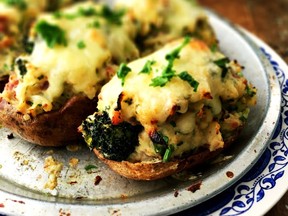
[0,95,97,146]
[94,148,222,181]
[93,130,240,181]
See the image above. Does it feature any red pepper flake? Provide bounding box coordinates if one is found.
[59,208,71,216]
[187,181,202,193]
[68,181,78,185]
[94,175,102,186]
[121,194,128,200]
[150,119,158,124]
[10,199,25,204]
[7,133,14,139]
[0,203,4,208]
[174,190,179,197]
[226,171,234,178]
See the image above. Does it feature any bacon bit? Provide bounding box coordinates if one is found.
[105,66,116,79]
[226,171,234,178]
[0,36,14,48]
[150,119,158,124]
[215,123,221,135]
[203,92,213,99]
[186,181,202,193]
[7,133,14,139]
[39,80,49,90]
[174,190,179,197]
[170,105,180,116]
[231,121,240,129]
[94,175,102,186]
[68,181,78,185]
[0,203,4,208]
[111,110,123,125]
[197,108,204,118]
[121,194,128,200]
[189,40,209,51]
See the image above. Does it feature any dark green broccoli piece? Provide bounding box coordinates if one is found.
[81,111,142,162]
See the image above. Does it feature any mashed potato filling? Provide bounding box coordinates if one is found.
[97,38,257,162]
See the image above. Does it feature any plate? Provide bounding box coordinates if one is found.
[0,10,282,216]
[181,28,288,215]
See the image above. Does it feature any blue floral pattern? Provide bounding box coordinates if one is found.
[181,47,288,216]
[218,47,288,215]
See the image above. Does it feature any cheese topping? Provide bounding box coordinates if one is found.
[115,0,212,52]
[1,2,139,115]
[0,0,81,77]
[97,38,257,161]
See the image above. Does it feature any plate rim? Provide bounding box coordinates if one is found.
[0,10,283,216]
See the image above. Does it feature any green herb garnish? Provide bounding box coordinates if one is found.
[246,85,256,97]
[117,63,131,86]
[87,20,101,28]
[163,145,175,162]
[77,40,86,49]
[35,20,67,48]
[139,60,155,74]
[150,37,191,87]
[53,5,125,25]
[100,5,125,25]
[2,0,27,10]
[84,164,98,171]
[16,59,27,77]
[178,71,199,92]
[213,57,230,78]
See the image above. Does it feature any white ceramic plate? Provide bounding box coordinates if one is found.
[0,10,284,216]
[180,15,288,216]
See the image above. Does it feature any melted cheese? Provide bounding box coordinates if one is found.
[1,2,139,115]
[115,0,206,37]
[97,38,253,161]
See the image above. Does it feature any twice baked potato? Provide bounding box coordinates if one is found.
[0,1,139,146]
[80,37,257,180]
[0,0,218,147]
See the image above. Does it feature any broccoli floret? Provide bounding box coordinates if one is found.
[81,111,142,162]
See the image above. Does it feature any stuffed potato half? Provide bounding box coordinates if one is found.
[0,0,217,146]
[0,1,139,146]
[80,37,257,180]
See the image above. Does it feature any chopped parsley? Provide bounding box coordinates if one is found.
[2,0,27,10]
[53,5,125,25]
[139,60,155,74]
[84,164,98,171]
[163,145,175,162]
[35,20,67,48]
[100,5,125,25]
[77,41,86,49]
[246,85,256,97]
[87,20,101,28]
[117,63,131,86]
[16,58,27,77]
[213,57,230,78]
[178,71,199,92]
[210,43,218,52]
[149,37,198,89]
[151,131,175,162]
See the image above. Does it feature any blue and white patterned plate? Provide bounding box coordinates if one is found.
[181,28,288,216]
[0,10,287,216]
